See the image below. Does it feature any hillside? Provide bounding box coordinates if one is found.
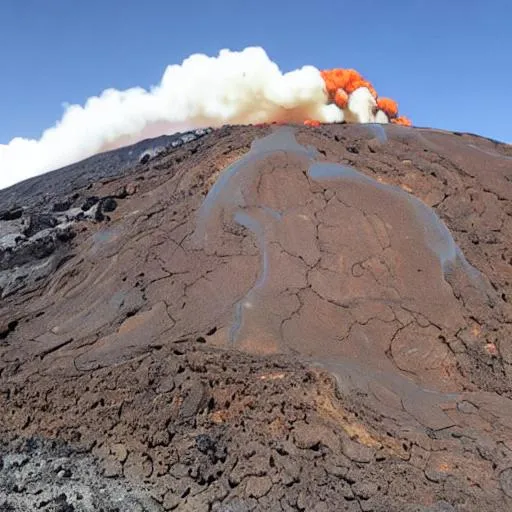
[1,123,512,511]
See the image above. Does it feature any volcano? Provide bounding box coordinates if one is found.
[1,123,512,511]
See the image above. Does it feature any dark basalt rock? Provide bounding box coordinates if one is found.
[23,214,58,238]
[81,196,99,212]
[100,197,117,213]
[0,208,22,221]
[52,199,73,212]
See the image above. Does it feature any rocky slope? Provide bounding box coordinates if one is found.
[1,123,512,511]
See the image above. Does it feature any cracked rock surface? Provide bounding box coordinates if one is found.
[1,123,512,511]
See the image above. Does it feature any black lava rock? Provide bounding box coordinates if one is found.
[54,493,75,512]
[101,197,117,213]
[24,214,58,237]
[56,228,76,243]
[139,153,151,164]
[31,235,56,260]
[94,202,104,222]
[52,200,73,212]
[0,207,23,221]
[81,196,99,211]
[196,434,216,454]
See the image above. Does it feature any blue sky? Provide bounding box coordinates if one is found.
[1,0,511,144]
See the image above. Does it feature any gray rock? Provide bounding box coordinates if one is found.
[180,133,197,144]
[0,440,163,511]
[0,233,25,250]
[139,146,166,164]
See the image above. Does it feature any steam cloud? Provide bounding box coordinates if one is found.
[0,46,410,191]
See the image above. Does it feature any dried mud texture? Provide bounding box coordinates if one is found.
[1,123,512,511]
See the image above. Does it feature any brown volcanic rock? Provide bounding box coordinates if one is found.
[1,123,512,511]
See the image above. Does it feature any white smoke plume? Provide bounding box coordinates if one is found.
[0,46,407,191]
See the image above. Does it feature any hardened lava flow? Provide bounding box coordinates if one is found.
[1,123,512,511]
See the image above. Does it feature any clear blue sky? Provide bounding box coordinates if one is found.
[1,0,511,144]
